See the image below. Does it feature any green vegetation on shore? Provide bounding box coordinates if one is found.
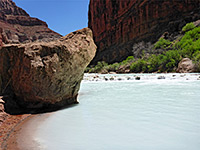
[86,22,200,73]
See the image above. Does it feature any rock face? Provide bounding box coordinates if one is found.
[0,28,96,110]
[88,0,200,64]
[0,28,2,48]
[0,0,61,45]
[177,58,195,73]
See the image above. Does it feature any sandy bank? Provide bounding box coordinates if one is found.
[1,111,52,150]
[0,111,31,150]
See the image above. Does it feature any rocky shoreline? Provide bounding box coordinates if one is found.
[83,73,200,82]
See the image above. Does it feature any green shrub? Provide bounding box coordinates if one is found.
[107,63,120,71]
[84,67,90,73]
[182,22,195,32]
[188,27,200,39]
[193,51,200,61]
[161,50,181,72]
[193,51,200,72]
[176,27,200,58]
[120,56,134,66]
[144,50,181,72]
[146,54,162,72]
[130,59,147,73]
[124,56,134,62]
[87,61,108,73]
[154,38,172,49]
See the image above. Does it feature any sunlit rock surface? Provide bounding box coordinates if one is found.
[0,28,96,110]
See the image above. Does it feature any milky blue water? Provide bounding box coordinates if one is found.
[19,74,200,150]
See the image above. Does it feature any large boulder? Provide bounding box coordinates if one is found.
[176,58,195,73]
[0,28,96,110]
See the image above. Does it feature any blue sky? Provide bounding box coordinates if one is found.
[13,0,90,36]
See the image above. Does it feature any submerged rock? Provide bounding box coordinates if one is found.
[177,58,195,73]
[109,77,115,81]
[0,28,96,110]
[157,76,166,79]
[103,76,108,81]
[135,76,141,80]
[127,77,131,80]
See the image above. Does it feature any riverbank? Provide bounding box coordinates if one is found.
[0,101,31,150]
[0,101,55,150]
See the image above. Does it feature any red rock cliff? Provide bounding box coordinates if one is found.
[0,0,61,44]
[88,0,200,64]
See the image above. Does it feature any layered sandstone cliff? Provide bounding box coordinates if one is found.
[0,0,61,45]
[88,0,200,64]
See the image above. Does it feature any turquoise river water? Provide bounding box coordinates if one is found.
[18,73,200,150]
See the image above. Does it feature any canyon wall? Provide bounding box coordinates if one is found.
[88,0,200,64]
[0,0,61,45]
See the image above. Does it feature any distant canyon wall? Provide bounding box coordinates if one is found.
[0,0,61,46]
[88,0,200,64]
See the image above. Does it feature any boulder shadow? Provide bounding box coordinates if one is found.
[2,95,79,115]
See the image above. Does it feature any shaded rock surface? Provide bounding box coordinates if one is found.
[177,58,195,73]
[0,27,2,48]
[0,0,61,45]
[0,28,96,110]
[88,0,200,64]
